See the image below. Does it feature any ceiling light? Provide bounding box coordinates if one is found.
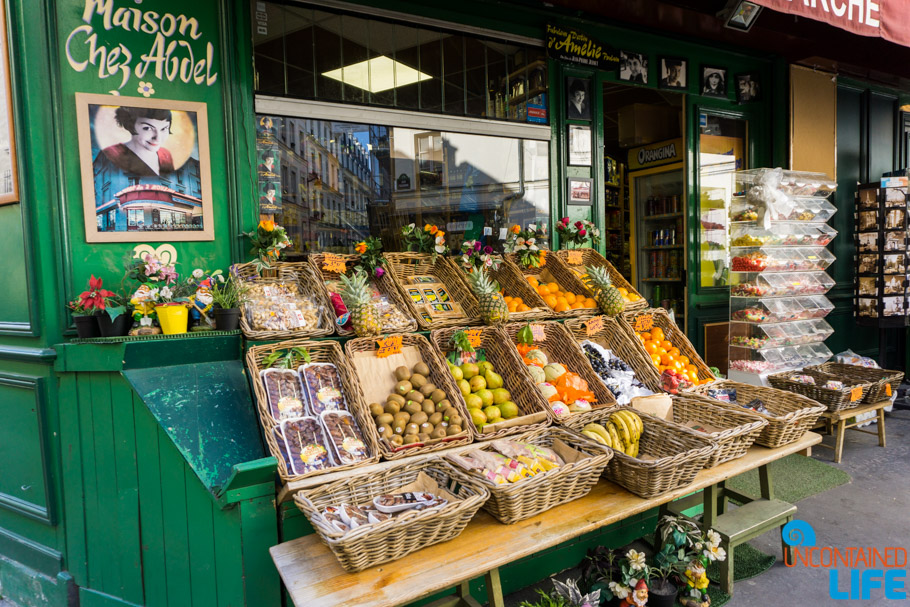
[719,0,763,32]
[322,56,432,94]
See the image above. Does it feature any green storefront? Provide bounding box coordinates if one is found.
[0,1,907,606]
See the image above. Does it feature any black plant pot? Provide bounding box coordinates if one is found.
[648,581,679,607]
[74,315,101,338]
[214,307,241,331]
[97,313,131,337]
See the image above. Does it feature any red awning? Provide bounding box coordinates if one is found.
[752,0,910,47]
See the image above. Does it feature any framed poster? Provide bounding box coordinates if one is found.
[567,124,592,166]
[75,93,214,242]
[0,0,17,205]
[659,57,687,90]
[701,66,727,97]
[567,177,593,206]
[566,77,591,120]
[735,73,761,102]
[618,51,647,84]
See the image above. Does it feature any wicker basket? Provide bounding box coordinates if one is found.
[489,256,553,322]
[307,253,418,336]
[621,308,716,389]
[245,339,381,483]
[344,333,476,459]
[503,252,596,319]
[692,380,826,448]
[235,261,335,340]
[385,253,481,330]
[600,412,718,498]
[430,326,553,440]
[806,363,904,405]
[767,369,873,412]
[667,394,767,468]
[564,316,662,393]
[293,459,490,572]
[554,248,647,312]
[446,426,612,524]
[502,321,618,424]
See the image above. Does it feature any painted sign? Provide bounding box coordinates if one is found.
[65,0,219,92]
[628,138,683,171]
[546,24,619,69]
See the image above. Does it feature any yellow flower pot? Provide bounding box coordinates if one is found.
[155,304,189,335]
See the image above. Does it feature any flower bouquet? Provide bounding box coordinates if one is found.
[459,239,502,273]
[503,223,548,268]
[242,220,291,272]
[401,223,447,259]
[555,218,601,249]
[354,236,387,278]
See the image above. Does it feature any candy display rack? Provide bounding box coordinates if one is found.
[727,169,838,385]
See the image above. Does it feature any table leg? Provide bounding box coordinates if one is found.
[703,484,718,530]
[424,582,483,607]
[717,480,728,516]
[758,465,774,500]
[485,568,504,607]
[877,407,887,448]
[781,515,794,566]
[834,419,846,464]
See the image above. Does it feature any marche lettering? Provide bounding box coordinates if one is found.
[65,0,218,90]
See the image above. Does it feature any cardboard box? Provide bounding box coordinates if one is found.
[618,104,680,148]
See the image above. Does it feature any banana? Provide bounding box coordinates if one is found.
[617,410,641,442]
[582,430,608,446]
[583,423,612,447]
[611,413,633,448]
[605,422,623,453]
[630,441,640,458]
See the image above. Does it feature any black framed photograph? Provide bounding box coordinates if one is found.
[567,124,592,166]
[701,66,727,97]
[858,277,877,296]
[735,72,761,102]
[858,232,878,252]
[659,57,687,90]
[567,177,593,206]
[858,297,878,318]
[618,51,647,84]
[566,77,591,121]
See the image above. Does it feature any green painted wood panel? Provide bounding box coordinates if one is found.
[76,374,103,591]
[0,376,48,521]
[185,473,217,607]
[110,381,143,605]
[0,204,30,331]
[212,504,244,606]
[90,374,124,596]
[58,373,89,585]
[158,430,192,605]
[133,392,168,607]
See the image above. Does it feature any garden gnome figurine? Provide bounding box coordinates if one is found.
[680,557,711,607]
[620,579,649,607]
[189,278,215,330]
[128,284,161,335]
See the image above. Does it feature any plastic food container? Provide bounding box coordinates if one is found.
[320,410,371,465]
[299,363,348,415]
[260,369,307,420]
[280,416,335,476]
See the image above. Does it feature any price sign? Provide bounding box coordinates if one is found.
[586,316,604,336]
[886,383,893,397]
[323,253,348,274]
[465,329,483,348]
[850,386,862,402]
[634,315,654,332]
[376,335,403,358]
[531,324,547,341]
[568,250,583,265]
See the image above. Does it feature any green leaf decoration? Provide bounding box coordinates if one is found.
[105,305,126,322]
[518,323,534,345]
[450,330,475,354]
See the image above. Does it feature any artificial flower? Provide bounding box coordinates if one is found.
[374,267,385,278]
[436,230,445,238]
[706,530,721,549]
[160,286,174,300]
[192,269,204,279]
[510,224,521,234]
[626,549,647,571]
[259,220,276,232]
[78,275,115,311]
[704,545,726,562]
[355,241,368,254]
[609,582,630,600]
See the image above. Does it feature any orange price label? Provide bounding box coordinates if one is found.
[376,335,403,358]
[465,329,482,348]
[886,383,893,397]
[322,253,348,274]
[586,316,604,336]
[634,315,654,332]
[568,250,583,265]
[530,324,547,341]
[850,386,862,402]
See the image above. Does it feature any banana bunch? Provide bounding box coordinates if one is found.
[581,410,643,457]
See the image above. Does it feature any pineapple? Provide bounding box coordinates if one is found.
[338,269,382,336]
[467,269,509,325]
[584,265,625,316]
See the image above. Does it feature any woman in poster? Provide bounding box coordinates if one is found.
[702,68,725,96]
[101,107,174,177]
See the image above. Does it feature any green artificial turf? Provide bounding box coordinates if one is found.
[669,542,776,607]
[726,453,851,504]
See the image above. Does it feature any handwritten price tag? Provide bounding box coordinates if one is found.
[886,383,893,397]
[465,329,482,348]
[531,324,547,341]
[586,316,604,336]
[376,335,403,358]
[634,315,654,332]
[849,386,862,402]
[323,253,348,274]
[568,250,583,265]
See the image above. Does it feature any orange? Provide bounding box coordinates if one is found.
[660,353,674,366]
[571,302,584,309]
[565,292,577,304]
[650,327,665,342]
[556,296,568,307]
[503,295,513,304]
[513,297,523,306]
[638,334,646,342]
[507,300,519,312]
[668,347,680,357]
[656,347,668,356]
[677,356,689,367]
[650,354,661,366]
[618,287,629,296]
[658,365,667,373]
[660,340,673,351]
[641,332,652,341]
[555,302,569,312]
[689,371,699,384]
[547,283,560,294]
[686,364,698,375]
[584,298,598,308]
[537,285,550,297]
[644,341,659,355]
[673,360,685,372]
[544,295,558,308]
[517,303,530,312]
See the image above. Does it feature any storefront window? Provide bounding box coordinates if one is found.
[256,114,549,255]
[698,114,747,288]
[251,2,548,124]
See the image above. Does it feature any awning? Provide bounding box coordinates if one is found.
[751,0,910,48]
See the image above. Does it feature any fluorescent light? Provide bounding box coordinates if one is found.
[322,56,432,94]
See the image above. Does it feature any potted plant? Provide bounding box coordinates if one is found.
[519,577,601,607]
[241,220,291,274]
[68,297,101,338]
[503,223,548,268]
[96,291,132,337]
[555,217,601,249]
[647,555,683,607]
[210,268,249,331]
[152,281,193,335]
[71,275,118,338]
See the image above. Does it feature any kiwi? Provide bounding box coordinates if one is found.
[405,422,420,435]
[420,421,434,433]
[410,411,428,426]
[443,406,459,421]
[435,399,452,412]
[394,366,411,381]
[395,380,413,395]
[430,389,447,404]
[383,401,401,415]
[386,393,406,406]
[417,432,431,442]
[389,434,404,446]
[375,413,394,426]
[404,401,422,415]
[392,424,406,436]
[419,383,436,397]
[430,427,447,439]
[409,373,427,389]
[393,411,410,428]
[403,435,420,445]
[447,425,463,436]
[428,412,443,426]
[369,402,385,417]
[448,414,463,427]
[422,401,436,416]
[377,423,394,438]
[405,390,425,404]
[413,362,430,376]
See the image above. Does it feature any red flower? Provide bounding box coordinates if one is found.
[78,275,115,311]
[560,217,570,224]
[574,221,583,228]
[578,229,587,236]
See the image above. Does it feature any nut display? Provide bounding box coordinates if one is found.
[244,281,323,332]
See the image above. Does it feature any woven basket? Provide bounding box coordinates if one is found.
[447,426,612,524]
[692,380,826,448]
[667,394,767,468]
[767,369,873,412]
[430,326,553,440]
[806,362,903,404]
[235,261,335,340]
[564,316,662,394]
[502,321,618,424]
[308,253,418,336]
[293,459,490,572]
[344,333,476,459]
[554,248,647,312]
[385,253,481,330]
[489,256,553,322]
[621,308,715,389]
[599,411,717,498]
[503,253,596,319]
[245,339,380,483]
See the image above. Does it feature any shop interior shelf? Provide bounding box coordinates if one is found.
[728,342,833,375]
[730,271,834,298]
[729,318,833,349]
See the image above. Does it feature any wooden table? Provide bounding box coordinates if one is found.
[815,399,889,463]
[270,433,820,607]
